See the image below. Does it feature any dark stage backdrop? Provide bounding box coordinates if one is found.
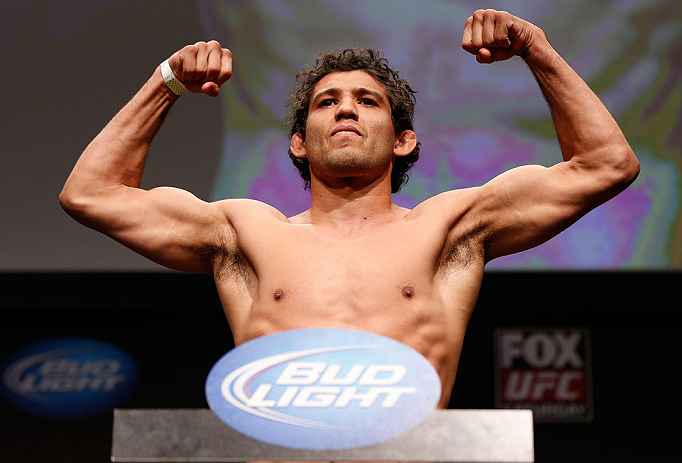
[0,272,679,462]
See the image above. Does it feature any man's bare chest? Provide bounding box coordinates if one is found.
[214,214,486,348]
[244,222,443,285]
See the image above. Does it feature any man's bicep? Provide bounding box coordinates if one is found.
[477,163,606,262]
[85,186,234,274]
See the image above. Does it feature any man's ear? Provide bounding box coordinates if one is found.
[290,132,307,158]
[393,130,417,157]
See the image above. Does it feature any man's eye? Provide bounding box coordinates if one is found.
[319,99,335,107]
[360,98,377,106]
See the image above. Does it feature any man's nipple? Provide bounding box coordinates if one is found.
[273,289,285,301]
[402,286,415,299]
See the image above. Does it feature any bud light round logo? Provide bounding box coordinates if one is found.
[205,328,441,450]
[1,337,139,419]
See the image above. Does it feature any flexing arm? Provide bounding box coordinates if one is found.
[459,10,640,260]
[59,41,234,273]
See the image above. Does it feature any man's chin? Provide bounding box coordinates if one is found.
[319,161,377,177]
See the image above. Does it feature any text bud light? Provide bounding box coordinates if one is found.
[205,328,441,450]
[0,337,139,419]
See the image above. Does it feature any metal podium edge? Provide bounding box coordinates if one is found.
[111,408,534,462]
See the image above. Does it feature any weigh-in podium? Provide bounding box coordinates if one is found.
[111,408,534,462]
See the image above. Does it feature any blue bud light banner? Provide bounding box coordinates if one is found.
[1,337,139,419]
[206,328,441,450]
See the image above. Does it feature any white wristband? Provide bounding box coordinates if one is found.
[160,59,188,96]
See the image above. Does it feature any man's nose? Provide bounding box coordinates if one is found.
[335,97,358,120]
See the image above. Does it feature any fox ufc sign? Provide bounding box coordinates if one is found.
[494,327,593,422]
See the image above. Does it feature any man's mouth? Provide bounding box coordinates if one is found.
[331,125,362,136]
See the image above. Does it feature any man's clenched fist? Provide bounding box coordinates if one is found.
[462,9,546,64]
[167,40,232,97]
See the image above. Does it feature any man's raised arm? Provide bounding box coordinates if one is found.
[460,9,640,261]
[59,41,234,274]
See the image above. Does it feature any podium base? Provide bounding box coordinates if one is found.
[111,408,533,462]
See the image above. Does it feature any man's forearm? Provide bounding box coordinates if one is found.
[61,42,232,214]
[523,41,637,175]
[60,68,177,208]
[462,9,639,183]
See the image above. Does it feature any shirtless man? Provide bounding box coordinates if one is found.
[60,10,639,409]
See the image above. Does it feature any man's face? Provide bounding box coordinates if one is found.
[293,70,399,183]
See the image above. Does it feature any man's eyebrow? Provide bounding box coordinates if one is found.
[311,87,388,105]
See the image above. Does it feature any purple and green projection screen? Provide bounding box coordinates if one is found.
[2,0,679,270]
[203,0,680,269]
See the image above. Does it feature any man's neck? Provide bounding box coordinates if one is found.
[304,176,402,231]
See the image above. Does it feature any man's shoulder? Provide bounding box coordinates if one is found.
[213,198,290,222]
[404,186,490,251]
[408,186,483,219]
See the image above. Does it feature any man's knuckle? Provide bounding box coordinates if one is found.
[181,57,195,70]
[181,45,198,59]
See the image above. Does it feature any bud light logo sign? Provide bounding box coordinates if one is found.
[205,328,441,450]
[1,338,139,419]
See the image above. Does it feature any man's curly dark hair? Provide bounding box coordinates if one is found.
[287,48,420,194]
